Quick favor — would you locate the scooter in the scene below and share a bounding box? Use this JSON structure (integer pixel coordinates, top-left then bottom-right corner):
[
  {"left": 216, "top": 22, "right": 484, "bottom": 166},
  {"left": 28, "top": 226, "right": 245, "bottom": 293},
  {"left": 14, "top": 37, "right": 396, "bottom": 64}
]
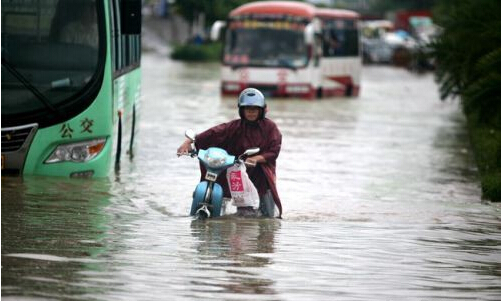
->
[{"left": 179, "top": 129, "right": 259, "bottom": 219}]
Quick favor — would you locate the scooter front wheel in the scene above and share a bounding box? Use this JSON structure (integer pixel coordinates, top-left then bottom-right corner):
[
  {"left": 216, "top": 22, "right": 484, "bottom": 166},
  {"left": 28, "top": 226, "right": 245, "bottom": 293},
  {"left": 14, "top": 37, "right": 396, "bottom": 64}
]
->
[
  {"left": 190, "top": 182, "right": 208, "bottom": 216},
  {"left": 190, "top": 181, "right": 223, "bottom": 218},
  {"left": 195, "top": 204, "right": 211, "bottom": 219},
  {"left": 209, "top": 183, "right": 223, "bottom": 217}
]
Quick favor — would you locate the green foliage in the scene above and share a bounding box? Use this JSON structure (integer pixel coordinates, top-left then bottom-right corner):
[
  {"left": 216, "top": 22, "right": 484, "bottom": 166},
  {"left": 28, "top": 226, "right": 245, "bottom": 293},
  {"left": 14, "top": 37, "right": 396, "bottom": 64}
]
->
[
  {"left": 481, "top": 172, "right": 501, "bottom": 202},
  {"left": 468, "top": 115, "right": 501, "bottom": 171},
  {"left": 466, "top": 114, "right": 501, "bottom": 202},
  {"left": 173, "top": 0, "right": 252, "bottom": 27},
  {"left": 170, "top": 42, "right": 222, "bottom": 62},
  {"left": 431, "top": 0, "right": 501, "bottom": 202},
  {"left": 431, "top": 0, "right": 501, "bottom": 125},
  {"left": 370, "top": 0, "right": 437, "bottom": 14}
]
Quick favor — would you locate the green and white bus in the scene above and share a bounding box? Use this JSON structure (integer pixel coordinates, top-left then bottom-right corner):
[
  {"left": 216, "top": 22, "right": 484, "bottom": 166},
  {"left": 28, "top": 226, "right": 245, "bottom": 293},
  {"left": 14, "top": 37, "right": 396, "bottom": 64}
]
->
[{"left": 1, "top": 0, "right": 142, "bottom": 178}]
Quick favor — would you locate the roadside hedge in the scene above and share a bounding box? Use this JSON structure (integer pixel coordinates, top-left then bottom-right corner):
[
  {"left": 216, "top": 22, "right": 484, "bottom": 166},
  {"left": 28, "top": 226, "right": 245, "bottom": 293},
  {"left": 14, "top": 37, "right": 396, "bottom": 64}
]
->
[
  {"left": 170, "top": 42, "right": 222, "bottom": 62},
  {"left": 431, "top": 0, "right": 501, "bottom": 202}
]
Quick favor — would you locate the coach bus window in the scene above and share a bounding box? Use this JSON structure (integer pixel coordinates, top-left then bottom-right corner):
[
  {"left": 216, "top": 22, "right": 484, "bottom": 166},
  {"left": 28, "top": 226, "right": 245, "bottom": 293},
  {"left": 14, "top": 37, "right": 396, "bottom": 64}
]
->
[
  {"left": 110, "top": 0, "right": 141, "bottom": 75},
  {"left": 1, "top": 0, "right": 102, "bottom": 126},
  {"left": 51, "top": 0, "right": 98, "bottom": 49},
  {"left": 322, "top": 20, "right": 359, "bottom": 57}
]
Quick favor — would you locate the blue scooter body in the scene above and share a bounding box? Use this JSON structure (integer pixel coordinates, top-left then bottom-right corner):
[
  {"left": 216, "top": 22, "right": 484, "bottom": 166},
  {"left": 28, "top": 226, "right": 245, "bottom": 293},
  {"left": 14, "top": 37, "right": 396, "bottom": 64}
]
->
[{"left": 190, "top": 147, "right": 235, "bottom": 218}]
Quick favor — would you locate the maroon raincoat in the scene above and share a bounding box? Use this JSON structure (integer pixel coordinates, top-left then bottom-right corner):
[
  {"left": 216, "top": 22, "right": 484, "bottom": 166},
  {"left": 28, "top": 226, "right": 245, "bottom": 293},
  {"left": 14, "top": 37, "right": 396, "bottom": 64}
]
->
[{"left": 195, "top": 118, "right": 283, "bottom": 217}]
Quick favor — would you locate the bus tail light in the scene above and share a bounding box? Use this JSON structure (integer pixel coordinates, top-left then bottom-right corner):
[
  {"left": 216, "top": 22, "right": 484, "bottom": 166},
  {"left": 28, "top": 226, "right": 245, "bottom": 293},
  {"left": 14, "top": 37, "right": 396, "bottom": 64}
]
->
[{"left": 45, "top": 138, "right": 106, "bottom": 163}]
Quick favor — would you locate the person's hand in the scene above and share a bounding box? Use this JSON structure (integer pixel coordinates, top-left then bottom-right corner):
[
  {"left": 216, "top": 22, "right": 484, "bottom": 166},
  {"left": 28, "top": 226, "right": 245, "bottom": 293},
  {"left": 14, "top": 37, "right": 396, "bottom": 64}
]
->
[
  {"left": 244, "top": 155, "right": 265, "bottom": 167},
  {"left": 177, "top": 139, "right": 193, "bottom": 156},
  {"left": 244, "top": 158, "right": 257, "bottom": 167}
]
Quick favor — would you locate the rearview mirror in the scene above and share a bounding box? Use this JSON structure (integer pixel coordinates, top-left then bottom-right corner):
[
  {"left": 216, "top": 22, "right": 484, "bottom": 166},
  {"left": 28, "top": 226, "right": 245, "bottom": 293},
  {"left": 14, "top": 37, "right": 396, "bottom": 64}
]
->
[
  {"left": 243, "top": 147, "right": 260, "bottom": 156},
  {"left": 185, "top": 129, "right": 196, "bottom": 141},
  {"left": 210, "top": 20, "right": 226, "bottom": 41}
]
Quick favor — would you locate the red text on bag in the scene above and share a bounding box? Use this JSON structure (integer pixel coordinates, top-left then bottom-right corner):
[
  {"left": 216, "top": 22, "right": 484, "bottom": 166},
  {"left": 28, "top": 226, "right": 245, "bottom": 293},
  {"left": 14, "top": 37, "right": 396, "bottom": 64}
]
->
[{"left": 229, "top": 170, "right": 244, "bottom": 192}]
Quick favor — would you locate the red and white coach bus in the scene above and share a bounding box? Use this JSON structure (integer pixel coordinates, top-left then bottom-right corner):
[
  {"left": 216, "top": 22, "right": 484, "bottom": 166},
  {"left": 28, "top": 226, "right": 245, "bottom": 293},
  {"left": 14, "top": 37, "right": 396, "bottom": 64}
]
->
[{"left": 211, "top": 1, "right": 361, "bottom": 99}]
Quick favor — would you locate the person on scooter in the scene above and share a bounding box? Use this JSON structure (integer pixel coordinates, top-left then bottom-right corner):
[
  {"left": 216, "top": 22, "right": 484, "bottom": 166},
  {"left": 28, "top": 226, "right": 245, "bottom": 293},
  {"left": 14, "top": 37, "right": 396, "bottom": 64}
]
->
[{"left": 177, "top": 88, "right": 282, "bottom": 218}]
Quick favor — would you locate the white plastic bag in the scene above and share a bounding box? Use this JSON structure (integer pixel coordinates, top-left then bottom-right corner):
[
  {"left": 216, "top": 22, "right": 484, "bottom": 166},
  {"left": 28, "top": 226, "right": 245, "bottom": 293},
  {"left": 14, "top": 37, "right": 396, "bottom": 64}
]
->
[{"left": 226, "top": 163, "right": 259, "bottom": 208}]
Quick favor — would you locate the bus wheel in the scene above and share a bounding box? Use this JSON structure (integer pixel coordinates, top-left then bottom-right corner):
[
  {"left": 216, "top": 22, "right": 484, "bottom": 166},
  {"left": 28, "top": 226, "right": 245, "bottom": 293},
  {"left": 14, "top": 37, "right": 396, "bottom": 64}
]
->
[
  {"left": 345, "top": 85, "right": 353, "bottom": 97},
  {"left": 129, "top": 105, "right": 136, "bottom": 160},
  {"left": 316, "top": 87, "right": 322, "bottom": 99}
]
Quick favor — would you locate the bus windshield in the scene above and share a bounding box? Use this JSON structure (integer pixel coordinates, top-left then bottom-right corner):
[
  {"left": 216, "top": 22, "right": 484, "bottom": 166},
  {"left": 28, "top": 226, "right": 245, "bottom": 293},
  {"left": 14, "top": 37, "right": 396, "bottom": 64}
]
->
[
  {"left": 224, "top": 20, "right": 308, "bottom": 69},
  {"left": 1, "top": 0, "right": 102, "bottom": 123}
]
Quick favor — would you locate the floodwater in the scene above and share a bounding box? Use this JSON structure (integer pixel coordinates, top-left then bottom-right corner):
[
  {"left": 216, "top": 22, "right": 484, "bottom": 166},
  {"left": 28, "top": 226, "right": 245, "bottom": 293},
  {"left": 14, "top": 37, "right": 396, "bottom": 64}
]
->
[{"left": 2, "top": 53, "right": 501, "bottom": 301}]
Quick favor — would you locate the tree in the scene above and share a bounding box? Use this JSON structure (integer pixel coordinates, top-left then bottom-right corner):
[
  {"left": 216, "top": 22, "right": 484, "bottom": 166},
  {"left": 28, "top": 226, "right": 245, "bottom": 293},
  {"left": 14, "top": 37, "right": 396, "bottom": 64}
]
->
[
  {"left": 173, "top": 0, "right": 250, "bottom": 37},
  {"left": 369, "top": 0, "right": 437, "bottom": 14},
  {"left": 430, "top": 0, "right": 501, "bottom": 202},
  {"left": 431, "top": 0, "right": 501, "bottom": 125}
]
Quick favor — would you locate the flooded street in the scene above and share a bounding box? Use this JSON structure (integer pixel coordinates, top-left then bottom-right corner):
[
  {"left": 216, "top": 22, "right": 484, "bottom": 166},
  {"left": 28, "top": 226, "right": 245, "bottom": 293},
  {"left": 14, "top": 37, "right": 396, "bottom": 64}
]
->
[{"left": 2, "top": 52, "right": 501, "bottom": 300}]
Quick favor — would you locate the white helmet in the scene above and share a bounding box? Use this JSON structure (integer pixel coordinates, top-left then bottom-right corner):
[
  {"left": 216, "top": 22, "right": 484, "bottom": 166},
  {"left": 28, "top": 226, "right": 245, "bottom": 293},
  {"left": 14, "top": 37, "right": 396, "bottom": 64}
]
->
[{"left": 238, "top": 88, "right": 266, "bottom": 119}]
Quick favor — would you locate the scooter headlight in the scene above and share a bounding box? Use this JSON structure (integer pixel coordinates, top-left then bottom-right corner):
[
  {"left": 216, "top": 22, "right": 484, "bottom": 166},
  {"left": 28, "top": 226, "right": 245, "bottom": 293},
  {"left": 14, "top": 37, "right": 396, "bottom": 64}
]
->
[{"left": 205, "top": 155, "right": 226, "bottom": 169}]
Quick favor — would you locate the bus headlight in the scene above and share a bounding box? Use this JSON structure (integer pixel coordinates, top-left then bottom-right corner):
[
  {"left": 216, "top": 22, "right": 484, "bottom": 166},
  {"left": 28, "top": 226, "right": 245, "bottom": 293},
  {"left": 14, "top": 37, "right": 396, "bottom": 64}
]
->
[
  {"left": 223, "top": 83, "right": 240, "bottom": 91},
  {"left": 285, "top": 85, "right": 310, "bottom": 94},
  {"left": 45, "top": 138, "right": 106, "bottom": 163}
]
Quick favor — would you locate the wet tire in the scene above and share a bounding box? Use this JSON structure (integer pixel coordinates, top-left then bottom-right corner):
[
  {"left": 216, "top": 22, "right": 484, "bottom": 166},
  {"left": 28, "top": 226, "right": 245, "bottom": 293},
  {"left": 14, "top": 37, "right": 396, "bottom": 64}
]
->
[
  {"left": 345, "top": 84, "right": 353, "bottom": 96},
  {"left": 191, "top": 182, "right": 208, "bottom": 216}
]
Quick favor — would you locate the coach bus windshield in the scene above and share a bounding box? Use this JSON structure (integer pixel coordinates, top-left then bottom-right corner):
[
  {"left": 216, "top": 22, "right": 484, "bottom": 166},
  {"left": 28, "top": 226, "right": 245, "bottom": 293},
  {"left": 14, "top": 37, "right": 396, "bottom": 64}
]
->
[
  {"left": 224, "top": 20, "right": 309, "bottom": 69},
  {"left": 1, "top": 0, "right": 103, "bottom": 127}
]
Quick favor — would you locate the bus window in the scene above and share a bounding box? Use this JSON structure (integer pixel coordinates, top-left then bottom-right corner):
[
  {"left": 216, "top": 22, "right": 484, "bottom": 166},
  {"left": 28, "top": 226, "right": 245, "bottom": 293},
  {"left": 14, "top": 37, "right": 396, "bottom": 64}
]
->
[
  {"left": 110, "top": 0, "right": 141, "bottom": 75},
  {"left": 51, "top": 0, "right": 98, "bottom": 49},
  {"left": 322, "top": 19, "right": 359, "bottom": 57}
]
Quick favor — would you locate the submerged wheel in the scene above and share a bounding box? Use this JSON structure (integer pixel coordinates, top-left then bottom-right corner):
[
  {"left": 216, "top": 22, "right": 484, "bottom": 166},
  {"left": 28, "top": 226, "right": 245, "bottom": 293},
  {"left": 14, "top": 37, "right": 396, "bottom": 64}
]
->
[
  {"left": 191, "top": 181, "right": 223, "bottom": 218},
  {"left": 345, "top": 84, "right": 353, "bottom": 96},
  {"left": 191, "top": 182, "right": 208, "bottom": 216},
  {"left": 316, "top": 87, "right": 322, "bottom": 99}
]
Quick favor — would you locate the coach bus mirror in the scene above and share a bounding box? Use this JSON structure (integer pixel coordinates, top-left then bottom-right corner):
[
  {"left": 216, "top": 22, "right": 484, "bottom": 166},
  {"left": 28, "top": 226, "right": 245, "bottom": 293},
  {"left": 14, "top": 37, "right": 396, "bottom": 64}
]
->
[
  {"left": 121, "top": 0, "right": 142, "bottom": 34},
  {"left": 304, "top": 23, "right": 314, "bottom": 44},
  {"left": 210, "top": 20, "right": 226, "bottom": 41}
]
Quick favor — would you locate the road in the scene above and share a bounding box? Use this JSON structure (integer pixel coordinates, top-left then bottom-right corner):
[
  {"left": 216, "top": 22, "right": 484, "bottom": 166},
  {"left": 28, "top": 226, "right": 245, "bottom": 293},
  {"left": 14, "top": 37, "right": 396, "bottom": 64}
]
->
[{"left": 2, "top": 40, "right": 501, "bottom": 301}]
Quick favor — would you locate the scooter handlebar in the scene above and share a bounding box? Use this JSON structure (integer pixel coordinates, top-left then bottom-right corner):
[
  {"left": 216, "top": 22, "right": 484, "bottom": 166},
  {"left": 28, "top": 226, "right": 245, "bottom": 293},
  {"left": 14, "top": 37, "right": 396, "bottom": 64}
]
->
[{"left": 177, "top": 149, "right": 197, "bottom": 158}]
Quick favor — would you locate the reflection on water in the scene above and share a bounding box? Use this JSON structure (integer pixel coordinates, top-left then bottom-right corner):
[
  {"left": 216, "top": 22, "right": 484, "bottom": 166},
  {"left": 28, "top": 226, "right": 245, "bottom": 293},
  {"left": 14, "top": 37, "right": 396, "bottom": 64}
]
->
[
  {"left": 191, "top": 218, "right": 279, "bottom": 264},
  {"left": 1, "top": 176, "right": 112, "bottom": 298},
  {"left": 189, "top": 218, "right": 280, "bottom": 297},
  {"left": 2, "top": 56, "right": 501, "bottom": 300}
]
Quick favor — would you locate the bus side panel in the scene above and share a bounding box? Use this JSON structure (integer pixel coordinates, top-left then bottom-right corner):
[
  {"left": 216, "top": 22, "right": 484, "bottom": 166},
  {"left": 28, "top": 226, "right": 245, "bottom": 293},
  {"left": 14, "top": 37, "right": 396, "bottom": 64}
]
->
[
  {"left": 114, "top": 68, "right": 141, "bottom": 163},
  {"left": 320, "top": 57, "right": 361, "bottom": 97},
  {"left": 22, "top": 77, "right": 115, "bottom": 177},
  {"left": 128, "top": 68, "right": 141, "bottom": 158}
]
